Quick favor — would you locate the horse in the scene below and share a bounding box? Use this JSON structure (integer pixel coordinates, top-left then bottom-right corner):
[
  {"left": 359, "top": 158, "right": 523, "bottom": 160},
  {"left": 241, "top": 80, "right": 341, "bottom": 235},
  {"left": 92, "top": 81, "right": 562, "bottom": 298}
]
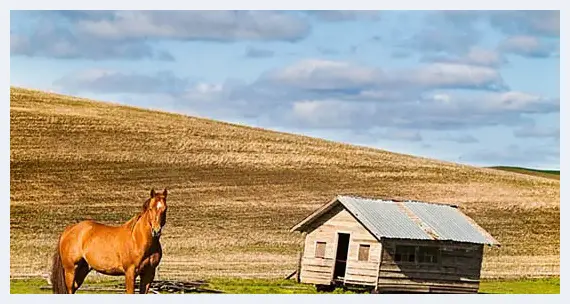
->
[{"left": 50, "top": 189, "right": 168, "bottom": 294}]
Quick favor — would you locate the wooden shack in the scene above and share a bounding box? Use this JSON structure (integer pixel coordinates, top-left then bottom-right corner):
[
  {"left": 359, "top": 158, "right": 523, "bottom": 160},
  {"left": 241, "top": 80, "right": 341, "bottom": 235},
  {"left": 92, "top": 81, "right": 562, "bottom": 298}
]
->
[{"left": 290, "top": 196, "right": 500, "bottom": 293}]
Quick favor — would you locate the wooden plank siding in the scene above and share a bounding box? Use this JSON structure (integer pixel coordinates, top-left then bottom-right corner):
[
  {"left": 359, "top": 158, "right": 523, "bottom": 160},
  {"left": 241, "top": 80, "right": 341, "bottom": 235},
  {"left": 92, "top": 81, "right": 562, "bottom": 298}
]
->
[
  {"left": 378, "top": 239, "right": 484, "bottom": 293},
  {"left": 300, "top": 204, "right": 382, "bottom": 286}
]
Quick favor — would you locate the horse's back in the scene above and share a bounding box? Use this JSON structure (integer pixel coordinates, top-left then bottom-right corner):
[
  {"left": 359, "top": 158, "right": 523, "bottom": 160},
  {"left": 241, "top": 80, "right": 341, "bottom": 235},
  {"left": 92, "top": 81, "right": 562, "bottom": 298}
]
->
[
  {"left": 62, "top": 219, "right": 123, "bottom": 236},
  {"left": 60, "top": 220, "right": 97, "bottom": 241},
  {"left": 60, "top": 220, "right": 125, "bottom": 257}
]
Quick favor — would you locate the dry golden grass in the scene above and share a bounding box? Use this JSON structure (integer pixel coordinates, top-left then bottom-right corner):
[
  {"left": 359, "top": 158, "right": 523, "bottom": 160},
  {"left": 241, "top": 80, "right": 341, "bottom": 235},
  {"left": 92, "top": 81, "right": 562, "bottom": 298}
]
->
[{"left": 10, "top": 87, "right": 560, "bottom": 280}]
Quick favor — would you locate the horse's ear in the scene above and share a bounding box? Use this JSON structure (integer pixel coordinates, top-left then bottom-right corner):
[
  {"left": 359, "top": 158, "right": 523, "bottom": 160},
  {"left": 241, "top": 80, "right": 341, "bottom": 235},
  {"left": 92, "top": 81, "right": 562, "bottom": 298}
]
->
[
  {"left": 163, "top": 189, "right": 168, "bottom": 199},
  {"left": 150, "top": 189, "right": 156, "bottom": 198}
]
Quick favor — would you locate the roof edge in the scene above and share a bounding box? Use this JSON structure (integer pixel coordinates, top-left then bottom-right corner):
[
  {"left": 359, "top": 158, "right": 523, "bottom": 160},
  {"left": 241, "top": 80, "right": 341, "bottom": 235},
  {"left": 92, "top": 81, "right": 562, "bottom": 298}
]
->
[
  {"left": 289, "top": 197, "right": 341, "bottom": 232},
  {"left": 455, "top": 210, "right": 502, "bottom": 246},
  {"left": 339, "top": 195, "right": 460, "bottom": 209}
]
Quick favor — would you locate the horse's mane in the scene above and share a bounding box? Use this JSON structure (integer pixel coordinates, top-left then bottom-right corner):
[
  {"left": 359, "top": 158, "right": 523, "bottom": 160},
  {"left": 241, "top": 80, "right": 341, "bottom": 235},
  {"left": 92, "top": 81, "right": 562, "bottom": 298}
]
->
[{"left": 126, "top": 198, "right": 151, "bottom": 233}]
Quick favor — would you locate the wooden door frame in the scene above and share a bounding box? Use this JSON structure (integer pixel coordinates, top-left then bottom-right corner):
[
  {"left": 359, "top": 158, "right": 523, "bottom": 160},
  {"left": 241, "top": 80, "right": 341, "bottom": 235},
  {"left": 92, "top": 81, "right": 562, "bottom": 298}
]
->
[{"left": 331, "top": 231, "right": 352, "bottom": 283}]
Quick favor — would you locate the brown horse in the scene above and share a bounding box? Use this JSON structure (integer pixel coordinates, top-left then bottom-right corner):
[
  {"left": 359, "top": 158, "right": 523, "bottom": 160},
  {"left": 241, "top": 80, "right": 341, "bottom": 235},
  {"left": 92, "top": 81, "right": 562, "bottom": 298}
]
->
[{"left": 50, "top": 189, "right": 168, "bottom": 294}]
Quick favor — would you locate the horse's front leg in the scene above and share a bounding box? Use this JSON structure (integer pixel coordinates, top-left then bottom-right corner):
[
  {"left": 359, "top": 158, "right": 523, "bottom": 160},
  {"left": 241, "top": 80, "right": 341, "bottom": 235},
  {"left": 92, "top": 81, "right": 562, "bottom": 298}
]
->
[
  {"left": 139, "top": 267, "right": 156, "bottom": 294},
  {"left": 125, "top": 267, "right": 136, "bottom": 294}
]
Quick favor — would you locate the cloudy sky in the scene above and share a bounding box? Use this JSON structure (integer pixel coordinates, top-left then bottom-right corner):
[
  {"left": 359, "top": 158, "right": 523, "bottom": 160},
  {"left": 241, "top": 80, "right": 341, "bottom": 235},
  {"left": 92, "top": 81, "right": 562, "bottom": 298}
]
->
[{"left": 10, "top": 10, "right": 560, "bottom": 169}]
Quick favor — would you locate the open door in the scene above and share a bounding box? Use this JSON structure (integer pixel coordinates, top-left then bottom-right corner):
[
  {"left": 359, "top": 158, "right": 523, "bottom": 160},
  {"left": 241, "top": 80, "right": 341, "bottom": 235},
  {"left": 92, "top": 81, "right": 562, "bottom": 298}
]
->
[{"left": 333, "top": 233, "right": 350, "bottom": 281}]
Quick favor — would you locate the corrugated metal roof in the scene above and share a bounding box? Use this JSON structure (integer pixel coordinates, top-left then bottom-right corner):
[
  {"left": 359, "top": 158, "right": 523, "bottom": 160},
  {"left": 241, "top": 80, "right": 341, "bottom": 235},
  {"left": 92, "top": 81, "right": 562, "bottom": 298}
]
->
[
  {"left": 338, "top": 196, "right": 432, "bottom": 240},
  {"left": 405, "top": 201, "right": 496, "bottom": 244},
  {"left": 336, "top": 196, "right": 498, "bottom": 245}
]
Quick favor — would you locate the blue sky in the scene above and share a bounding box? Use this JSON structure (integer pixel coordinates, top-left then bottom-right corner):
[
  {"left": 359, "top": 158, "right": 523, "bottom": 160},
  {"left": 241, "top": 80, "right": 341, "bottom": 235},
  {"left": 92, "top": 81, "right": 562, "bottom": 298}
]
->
[{"left": 10, "top": 10, "right": 560, "bottom": 169}]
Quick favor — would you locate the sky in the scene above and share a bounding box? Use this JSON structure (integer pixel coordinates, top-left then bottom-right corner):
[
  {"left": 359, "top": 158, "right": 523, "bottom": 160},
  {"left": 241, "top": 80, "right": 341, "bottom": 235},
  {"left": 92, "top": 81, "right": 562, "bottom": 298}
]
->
[{"left": 9, "top": 10, "right": 560, "bottom": 170}]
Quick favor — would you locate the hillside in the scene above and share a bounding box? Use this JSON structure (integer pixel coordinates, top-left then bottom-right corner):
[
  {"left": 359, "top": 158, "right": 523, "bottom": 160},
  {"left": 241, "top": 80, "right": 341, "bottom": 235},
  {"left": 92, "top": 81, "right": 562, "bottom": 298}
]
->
[
  {"left": 489, "top": 167, "right": 560, "bottom": 180},
  {"left": 10, "top": 87, "right": 560, "bottom": 280}
]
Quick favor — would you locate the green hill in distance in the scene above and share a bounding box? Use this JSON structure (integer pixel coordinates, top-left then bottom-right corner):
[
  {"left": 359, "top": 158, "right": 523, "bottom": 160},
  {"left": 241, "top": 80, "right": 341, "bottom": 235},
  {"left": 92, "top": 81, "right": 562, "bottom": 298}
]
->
[{"left": 489, "top": 166, "right": 559, "bottom": 180}]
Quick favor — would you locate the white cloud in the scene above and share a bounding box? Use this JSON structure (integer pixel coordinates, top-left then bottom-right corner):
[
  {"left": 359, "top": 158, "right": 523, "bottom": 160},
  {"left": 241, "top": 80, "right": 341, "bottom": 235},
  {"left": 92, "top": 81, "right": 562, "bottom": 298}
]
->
[
  {"left": 395, "top": 11, "right": 559, "bottom": 62},
  {"left": 464, "top": 48, "right": 504, "bottom": 66},
  {"left": 262, "top": 59, "right": 507, "bottom": 92},
  {"left": 431, "top": 93, "right": 451, "bottom": 103},
  {"left": 399, "top": 63, "right": 507, "bottom": 90},
  {"left": 499, "top": 35, "right": 559, "bottom": 58},
  {"left": 291, "top": 100, "right": 375, "bottom": 128},
  {"left": 76, "top": 11, "right": 310, "bottom": 42},
  {"left": 10, "top": 11, "right": 310, "bottom": 61},
  {"left": 181, "top": 83, "right": 226, "bottom": 102},
  {"left": 262, "top": 59, "right": 383, "bottom": 90},
  {"left": 54, "top": 69, "right": 188, "bottom": 95},
  {"left": 423, "top": 47, "right": 507, "bottom": 67}
]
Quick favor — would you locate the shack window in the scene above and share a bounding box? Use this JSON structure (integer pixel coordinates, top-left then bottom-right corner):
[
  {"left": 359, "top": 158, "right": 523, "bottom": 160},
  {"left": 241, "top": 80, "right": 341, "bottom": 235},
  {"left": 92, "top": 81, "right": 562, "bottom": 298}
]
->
[
  {"left": 394, "top": 245, "right": 416, "bottom": 263},
  {"left": 418, "top": 246, "right": 439, "bottom": 263},
  {"left": 315, "top": 241, "right": 326, "bottom": 258},
  {"left": 358, "top": 244, "right": 370, "bottom": 261}
]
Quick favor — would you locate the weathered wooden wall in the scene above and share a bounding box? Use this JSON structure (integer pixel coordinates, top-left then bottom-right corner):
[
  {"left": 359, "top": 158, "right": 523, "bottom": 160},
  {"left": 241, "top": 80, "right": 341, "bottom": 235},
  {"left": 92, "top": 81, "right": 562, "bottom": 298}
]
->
[
  {"left": 300, "top": 204, "right": 382, "bottom": 286},
  {"left": 378, "top": 239, "right": 484, "bottom": 293}
]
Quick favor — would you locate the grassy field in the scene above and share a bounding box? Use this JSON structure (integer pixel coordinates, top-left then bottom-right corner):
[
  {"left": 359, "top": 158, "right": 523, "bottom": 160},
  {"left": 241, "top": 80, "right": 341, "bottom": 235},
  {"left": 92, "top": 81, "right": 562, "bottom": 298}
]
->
[
  {"left": 490, "top": 166, "right": 560, "bottom": 180},
  {"left": 10, "top": 277, "right": 560, "bottom": 294},
  {"left": 10, "top": 87, "right": 559, "bottom": 281},
  {"left": 479, "top": 277, "right": 560, "bottom": 294}
]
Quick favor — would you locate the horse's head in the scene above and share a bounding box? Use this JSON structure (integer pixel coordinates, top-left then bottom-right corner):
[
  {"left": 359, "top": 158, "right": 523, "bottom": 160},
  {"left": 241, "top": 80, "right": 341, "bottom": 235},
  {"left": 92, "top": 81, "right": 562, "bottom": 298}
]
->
[{"left": 143, "top": 188, "right": 168, "bottom": 238}]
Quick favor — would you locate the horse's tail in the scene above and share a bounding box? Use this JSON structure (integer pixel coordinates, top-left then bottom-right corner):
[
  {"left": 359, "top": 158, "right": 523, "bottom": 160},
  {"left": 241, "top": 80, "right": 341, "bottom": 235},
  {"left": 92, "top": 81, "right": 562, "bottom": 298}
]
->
[{"left": 50, "top": 239, "right": 67, "bottom": 294}]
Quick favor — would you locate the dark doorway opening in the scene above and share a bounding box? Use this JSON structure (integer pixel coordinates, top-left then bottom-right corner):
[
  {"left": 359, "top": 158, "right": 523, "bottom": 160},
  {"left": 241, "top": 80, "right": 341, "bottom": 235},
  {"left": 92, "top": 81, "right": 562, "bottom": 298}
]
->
[{"left": 333, "top": 233, "right": 350, "bottom": 280}]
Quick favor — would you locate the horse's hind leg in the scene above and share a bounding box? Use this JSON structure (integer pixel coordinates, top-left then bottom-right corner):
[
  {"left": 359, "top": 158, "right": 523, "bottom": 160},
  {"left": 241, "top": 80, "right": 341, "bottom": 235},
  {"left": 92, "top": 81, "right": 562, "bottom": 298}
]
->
[
  {"left": 63, "top": 265, "right": 76, "bottom": 294},
  {"left": 63, "top": 260, "right": 90, "bottom": 294},
  {"left": 73, "top": 260, "right": 91, "bottom": 292}
]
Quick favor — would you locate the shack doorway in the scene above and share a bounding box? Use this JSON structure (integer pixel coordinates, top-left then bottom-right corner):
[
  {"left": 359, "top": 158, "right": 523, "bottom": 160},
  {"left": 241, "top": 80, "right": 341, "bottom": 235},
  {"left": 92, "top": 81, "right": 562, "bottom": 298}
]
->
[{"left": 333, "top": 233, "right": 350, "bottom": 280}]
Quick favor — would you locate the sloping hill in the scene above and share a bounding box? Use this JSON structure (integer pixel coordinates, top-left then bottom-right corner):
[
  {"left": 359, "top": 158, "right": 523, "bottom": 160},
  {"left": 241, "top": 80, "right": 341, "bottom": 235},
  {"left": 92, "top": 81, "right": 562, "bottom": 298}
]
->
[
  {"left": 10, "top": 87, "right": 560, "bottom": 280},
  {"left": 489, "top": 167, "right": 560, "bottom": 180}
]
